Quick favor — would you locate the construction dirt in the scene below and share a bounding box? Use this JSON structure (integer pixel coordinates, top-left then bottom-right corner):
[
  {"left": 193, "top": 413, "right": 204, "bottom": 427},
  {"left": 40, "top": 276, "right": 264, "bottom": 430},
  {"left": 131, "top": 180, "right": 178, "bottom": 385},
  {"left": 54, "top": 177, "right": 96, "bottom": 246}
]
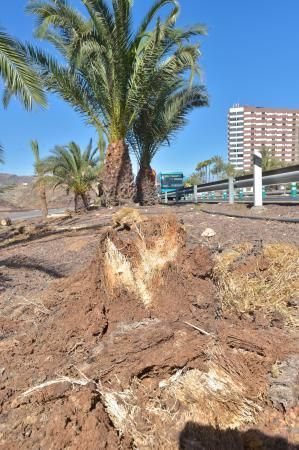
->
[{"left": 0, "top": 205, "right": 298, "bottom": 449}]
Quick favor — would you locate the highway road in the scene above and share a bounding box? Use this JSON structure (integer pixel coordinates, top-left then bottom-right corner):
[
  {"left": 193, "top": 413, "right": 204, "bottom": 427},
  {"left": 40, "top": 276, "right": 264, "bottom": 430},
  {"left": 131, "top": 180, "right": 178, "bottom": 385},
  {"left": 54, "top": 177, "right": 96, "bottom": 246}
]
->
[{"left": 0, "top": 208, "right": 67, "bottom": 221}]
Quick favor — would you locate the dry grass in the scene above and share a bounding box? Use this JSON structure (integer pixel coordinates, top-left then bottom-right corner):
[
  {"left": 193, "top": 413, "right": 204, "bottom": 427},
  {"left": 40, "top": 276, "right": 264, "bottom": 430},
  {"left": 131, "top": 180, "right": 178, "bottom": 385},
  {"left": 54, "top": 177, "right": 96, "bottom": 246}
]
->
[
  {"left": 213, "top": 243, "right": 299, "bottom": 325},
  {"left": 104, "top": 216, "right": 183, "bottom": 306},
  {"left": 112, "top": 207, "right": 143, "bottom": 229}
]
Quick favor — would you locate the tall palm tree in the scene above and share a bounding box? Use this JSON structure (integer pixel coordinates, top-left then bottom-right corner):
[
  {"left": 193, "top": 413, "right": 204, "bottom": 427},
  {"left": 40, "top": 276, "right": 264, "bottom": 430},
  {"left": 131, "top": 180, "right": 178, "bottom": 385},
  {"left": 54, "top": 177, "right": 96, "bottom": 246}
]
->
[
  {"left": 131, "top": 82, "right": 208, "bottom": 204},
  {"left": 45, "top": 140, "right": 99, "bottom": 212},
  {"left": 211, "top": 155, "right": 225, "bottom": 180},
  {"left": 0, "top": 28, "right": 46, "bottom": 110},
  {"left": 195, "top": 160, "right": 206, "bottom": 182},
  {"left": 27, "top": 0, "right": 205, "bottom": 205},
  {"left": 0, "top": 143, "right": 4, "bottom": 164},
  {"left": 206, "top": 159, "right": 213, "bottom": 182},
  {"left": 31, "top": 140, "right": 49, "bottom": 220},
  {"left": 196, "top": 159, "right": 211, "bottom": 182}
]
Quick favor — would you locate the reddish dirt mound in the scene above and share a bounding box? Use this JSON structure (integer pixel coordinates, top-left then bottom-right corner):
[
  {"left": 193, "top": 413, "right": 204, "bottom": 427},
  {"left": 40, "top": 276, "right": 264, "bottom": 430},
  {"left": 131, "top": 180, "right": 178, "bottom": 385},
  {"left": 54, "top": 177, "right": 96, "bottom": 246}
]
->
[{"left": 0, "top": 214, "right": 298, "bottom": 449}]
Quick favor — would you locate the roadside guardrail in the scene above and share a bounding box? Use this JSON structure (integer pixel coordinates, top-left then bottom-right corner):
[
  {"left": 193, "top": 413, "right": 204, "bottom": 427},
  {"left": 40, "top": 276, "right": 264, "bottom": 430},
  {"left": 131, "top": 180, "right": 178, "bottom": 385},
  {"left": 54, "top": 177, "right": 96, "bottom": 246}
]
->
[{"left": 163, "top": 159, "right": 299, "bottom": 207}]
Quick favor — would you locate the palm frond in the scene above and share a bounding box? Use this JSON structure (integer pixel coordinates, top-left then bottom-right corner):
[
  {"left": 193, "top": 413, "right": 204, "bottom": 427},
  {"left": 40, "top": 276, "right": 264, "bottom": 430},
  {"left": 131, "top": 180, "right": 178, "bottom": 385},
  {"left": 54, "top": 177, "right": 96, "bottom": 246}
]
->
[
  {"left": 132, "top": 82, "right": 208, "bottom": 166},
  {"left": 136, "top": 0, "right": 179, "bottom": 38},
  {"left": 0, "top": 28, "right": 46, "bottom": 110},
  {"left": 30, "top": 139, "right": 40, "bottom": 162}
]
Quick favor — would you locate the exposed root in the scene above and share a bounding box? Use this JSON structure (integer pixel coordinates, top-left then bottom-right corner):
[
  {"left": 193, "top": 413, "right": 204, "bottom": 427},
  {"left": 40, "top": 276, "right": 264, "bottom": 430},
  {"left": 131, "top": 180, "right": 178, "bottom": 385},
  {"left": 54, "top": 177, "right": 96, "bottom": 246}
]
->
[
  {"left": 104, "top": 215, "right": 184, "bottom": 306},
  {"left": 166, "top": 364, "right": 261, "bottom": 429},
  {"left": 21, "top": 366, "right": 91, "bottom": 397},
  {"left": 104, "top": 238, "right": 135, "bottom": 293},
  {"left": 183, "top": 321, "right": 214, "bottom": 337},
  {"left": 100, "top": 355, "right": 262, "bottom": 449},
  {"left": 21, "top": 376, "right": 90, "bottom": 398}
]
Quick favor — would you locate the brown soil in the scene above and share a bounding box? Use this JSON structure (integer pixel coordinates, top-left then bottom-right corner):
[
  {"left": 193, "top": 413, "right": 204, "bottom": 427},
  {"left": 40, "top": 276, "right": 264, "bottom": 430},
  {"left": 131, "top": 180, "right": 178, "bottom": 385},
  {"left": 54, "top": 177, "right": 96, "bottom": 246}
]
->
[{"left": 0, "top": 206, "right": 298, "bottom": 449}]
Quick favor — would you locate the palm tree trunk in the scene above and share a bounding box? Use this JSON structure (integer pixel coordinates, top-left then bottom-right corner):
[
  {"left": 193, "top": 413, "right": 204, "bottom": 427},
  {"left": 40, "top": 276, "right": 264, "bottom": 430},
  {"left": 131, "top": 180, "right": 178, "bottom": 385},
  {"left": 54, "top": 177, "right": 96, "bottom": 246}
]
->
[
  {"left": 74, "top": 193, "right": 79, "bottom": 213},
  {"left": 102, "top": 139, "right": 135, "bottom": 206},
  {"left": 136, "top": 165, "right": 157, "bottom": 206},
  {"left": 39, "top": 185, "right": 48, "bottom": 221},
  {"left": 81, "top": 192, "right": 89, "bottom": 210}
]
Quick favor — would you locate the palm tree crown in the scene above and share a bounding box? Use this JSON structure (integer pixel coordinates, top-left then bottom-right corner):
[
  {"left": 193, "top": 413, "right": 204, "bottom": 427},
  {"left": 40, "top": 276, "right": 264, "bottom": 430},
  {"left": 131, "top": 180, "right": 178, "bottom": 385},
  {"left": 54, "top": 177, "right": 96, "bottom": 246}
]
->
[
  {"left": 27, "top": 0, "right": 184, "bottom": 139},
  {"left": 27, "top": 0, "right": 207, "bottom": 204},
  {"left": 130, "top": 76, "right": 208, "bottom": 204},
  {"left": 131, "top": 83, "right": 208, "bottom": 168}
]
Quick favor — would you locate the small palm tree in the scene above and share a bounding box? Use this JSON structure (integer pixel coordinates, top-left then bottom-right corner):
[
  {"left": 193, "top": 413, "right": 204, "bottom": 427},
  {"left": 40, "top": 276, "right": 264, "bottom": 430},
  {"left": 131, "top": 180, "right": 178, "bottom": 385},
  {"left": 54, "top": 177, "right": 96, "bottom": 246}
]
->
[
  {"left": 223, "top": 162, "right": 236, "bottom": 178},
  {"left": 0, "top": 28, "right": 46, "bottom": 110},
  {"left": 31, "top": 140, "right": 49, "bottom": 220},
  {"left": 261, "top": 146, "right": 285, "bottom": 171},
  {"left": 46, "top": 140, "right": 99, "bottom": 212},
  {"left": 185, "top": 171, "right": 203, "bottom": 187},
  {"left": 27, "top": 0, "right": 205, "bottom": 205}
]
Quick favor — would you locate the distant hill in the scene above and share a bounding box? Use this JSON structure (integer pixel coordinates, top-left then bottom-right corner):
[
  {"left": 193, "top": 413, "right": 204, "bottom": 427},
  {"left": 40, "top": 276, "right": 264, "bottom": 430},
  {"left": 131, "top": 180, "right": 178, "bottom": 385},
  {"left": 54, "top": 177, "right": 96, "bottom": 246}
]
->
[
  {"left": 0, "top": 172, "right": 74, "bottom": 212},
  {"left": 0, "top": 173, "right": 35, "bottom": 187}
]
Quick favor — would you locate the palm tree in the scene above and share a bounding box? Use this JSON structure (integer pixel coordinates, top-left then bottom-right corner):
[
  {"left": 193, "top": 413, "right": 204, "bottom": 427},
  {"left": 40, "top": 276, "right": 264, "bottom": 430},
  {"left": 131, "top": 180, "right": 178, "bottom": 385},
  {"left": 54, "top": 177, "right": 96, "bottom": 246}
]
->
[
  {"left": 195, "top": 160, "right": 206, "bottom": 182},
  {"left": 0, "top": 28, "right": 46, "bottom": 110},
  {"left": 223, "top": 162, "right": 236, "bottom": 178},
  {"left": 45, "top": 140, "right": 99, "bottom": 212},
  {"left": 185, "top": 171, "right": 203, "bottom": 187},
  {"left": 31, "top": 140, "right": 49, "bottom": 220},
  {"left": 211, "top": 155, "right": 225, "bottom": 180},
  {"left": 0, "top": 143, "right": 4, "bottom": 164},
  {"left": 261, "top": 146, "right": 285, "bottom": 171},
  {"left": 196, "top": 159, "right": 212, "bottom": 182},
  {"left": 27, "top": 0, "right": 205, "bottom": 205},
  {"left": 131, "top": 82, "right": 208, "bottom": 204},
  {"left": 206, "top": 159, "right": 213, "bottom": 182}
]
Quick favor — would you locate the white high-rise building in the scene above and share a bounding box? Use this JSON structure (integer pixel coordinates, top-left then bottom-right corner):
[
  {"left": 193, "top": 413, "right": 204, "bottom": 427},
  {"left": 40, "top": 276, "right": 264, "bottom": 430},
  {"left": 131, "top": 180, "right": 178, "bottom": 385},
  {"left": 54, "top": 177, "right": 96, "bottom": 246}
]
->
[{"left": 228, "top": 105, "right": 299, "bottom": 171}]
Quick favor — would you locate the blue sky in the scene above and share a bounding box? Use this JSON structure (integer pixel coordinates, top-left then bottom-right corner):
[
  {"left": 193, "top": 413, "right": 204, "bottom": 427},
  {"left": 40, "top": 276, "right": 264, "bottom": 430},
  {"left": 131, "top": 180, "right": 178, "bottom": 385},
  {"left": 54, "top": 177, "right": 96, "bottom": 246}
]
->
[{"left": 1, "top": 0, "right": 299, "bottom": 176}]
